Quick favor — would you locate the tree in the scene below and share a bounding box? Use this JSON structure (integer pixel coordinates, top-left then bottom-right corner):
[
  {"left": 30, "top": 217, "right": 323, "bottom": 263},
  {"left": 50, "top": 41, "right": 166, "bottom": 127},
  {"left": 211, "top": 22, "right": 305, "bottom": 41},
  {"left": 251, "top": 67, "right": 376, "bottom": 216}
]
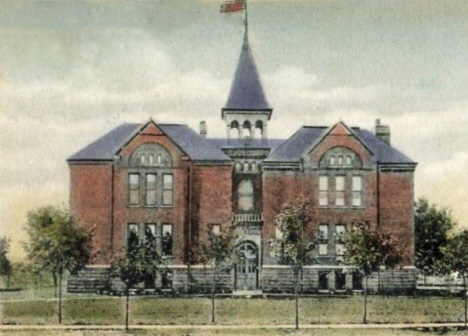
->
[
  {"left": 343, "top": 222, "right": 402, "bottom": 323},
  {"left": 440, "top": 230, "right": 468, "bottom": 330},
  {"left": 111, "top": 238, "right": 161, "bottom": 331},
  {"left": 24, "top": 206, "right": 93, "bottom": 324},
  {"left": 415, "top": 198, "right": 455, "bottom": 279},
  {"left": 269, "top": 198, "right": 317, "bottom": 330},
  {"left": 0, "top": 237, "right": 13, "bottom": 288},
  {"left": 198, "top": 225, "right": 237, "bottom": 324}
]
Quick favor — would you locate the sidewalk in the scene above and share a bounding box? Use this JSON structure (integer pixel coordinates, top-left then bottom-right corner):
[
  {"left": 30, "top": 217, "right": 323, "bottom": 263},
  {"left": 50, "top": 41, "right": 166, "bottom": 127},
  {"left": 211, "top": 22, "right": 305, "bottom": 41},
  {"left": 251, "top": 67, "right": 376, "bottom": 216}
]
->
[{"left": 0, "top": 323, "right": 466, "bottom": 330}]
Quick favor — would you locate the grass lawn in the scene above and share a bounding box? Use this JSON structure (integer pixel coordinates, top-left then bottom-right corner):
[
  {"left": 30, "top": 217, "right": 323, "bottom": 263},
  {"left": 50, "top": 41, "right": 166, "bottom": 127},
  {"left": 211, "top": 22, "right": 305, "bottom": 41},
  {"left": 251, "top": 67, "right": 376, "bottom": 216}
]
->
[
  {"left": 1, "top": 295, "right": 466, "bottom": 326},
  {"left": 0, "top": 328, "right": 466, "bottom": 336}
]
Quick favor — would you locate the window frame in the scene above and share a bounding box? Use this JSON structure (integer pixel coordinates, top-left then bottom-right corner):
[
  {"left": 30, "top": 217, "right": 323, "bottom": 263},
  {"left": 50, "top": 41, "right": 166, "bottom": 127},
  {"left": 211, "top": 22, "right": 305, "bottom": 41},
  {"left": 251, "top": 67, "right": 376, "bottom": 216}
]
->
[
  {"left": 352, "top": 175, "right": 363, "bottom": 207},
  {"left": 238, "top": 179, "right": 255, "bottom": 212},
  {"left": 145, "top": 173, "right": 157, "bottom": 206},
  {"left": 161, "top": 223, "right": 173, "bottom": 256},
  {"left": 162, "top": 173, "right": 174, "bottom": 206},
  {"left": 210, "top": 224, "right": 221, "bottom": 236},
  {"left": 335, "top": 176, "right": 345, "bottom": 206},
  {"left": 127, "top": 223, "right": 139, "bottom": 251},
  {"left": 319, "top": 176, "right": 329, "bottom": 206},
  {"left": 318, "top": 224, "right": 329, "bottom": 256},
  {"left": 128, "top": 173, "right": 140, "bottom": 206}
]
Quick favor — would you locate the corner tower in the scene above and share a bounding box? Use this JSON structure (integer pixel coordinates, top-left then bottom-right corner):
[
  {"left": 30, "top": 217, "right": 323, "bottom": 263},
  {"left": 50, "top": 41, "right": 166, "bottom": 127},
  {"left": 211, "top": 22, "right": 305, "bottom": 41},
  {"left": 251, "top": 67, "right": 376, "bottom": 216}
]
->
[{"left": 222, "top": 31, "right": 272, "bottom": 142}]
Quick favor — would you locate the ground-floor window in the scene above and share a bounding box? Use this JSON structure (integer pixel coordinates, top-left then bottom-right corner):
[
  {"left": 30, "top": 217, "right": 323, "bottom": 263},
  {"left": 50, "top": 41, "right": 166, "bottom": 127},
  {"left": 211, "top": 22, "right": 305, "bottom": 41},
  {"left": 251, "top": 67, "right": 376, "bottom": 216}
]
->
[
  {"left": 335, "top": 271, "right": 346, "bottom": 290},
  {"left": 161, "top": 224, "right": 173, "bottom": 256},
  {"left": 127, "top": 223, "right": 139, "bottom": 251},
  {"left": 162, "top": 270, "right": 173, "bottom": 289},
  {"left": 352, "top": 271, "right": 363, "bottom": 290},
  {"left": 318, "top": 271, "right": 329, "bottom": 290}
]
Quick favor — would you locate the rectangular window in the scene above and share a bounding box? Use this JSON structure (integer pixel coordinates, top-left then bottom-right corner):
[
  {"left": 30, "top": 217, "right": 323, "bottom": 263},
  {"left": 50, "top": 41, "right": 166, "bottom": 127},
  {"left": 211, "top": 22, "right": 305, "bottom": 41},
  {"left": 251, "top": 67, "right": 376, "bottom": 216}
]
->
[
  {"left": 335, "top": 176, "right": 345, "bottom": 206},
  {"left": 211, "top": 224, "right": 221, "bottom": 236},
  {"left": 318, "top": 271, "right": 329, "bottom": 290},
  {"left": 353, "top": 271, "right": 363, "bottom": 290},
  {"left": 162, "top": 270, "right": 173, "bottom": 289},
  {"left": 144, "top": 223, "right": 157, "bottom": 247},
  {"left": 336, "top": 224, "right": 346, "bottom": 242},
  {"left": 319, "top": 243, "right": 328, "bottom": 256},
  {"left": 162, "top": 174, "right": 174, "bottom": 206},
  {"left": 319, "top": 224, "right": 328, "bottom": 256},
  {"left": 275, "top": 227, "right": 284, "bottom": 240},
  {"left": 128, "top": 174, "right": 140, "bottom": 205},
  {"left": 335, "top": 243, "right": 345, "bottom": 256},
  {"left": 127, "top": 223, "right": 139, "bottom": 251},
  {"left": 319, "top": 224, "right": 328, "bottom": 240},
  {"left": 352, "top": 176, "right": 362, "bottom": 207},
  {"left": 335, "top": 271, "right": 346, "bottom": 290},
  {"left": 145, "top": 174, "right": 157, "bottom": 206},
  {"left": 319, "top": 176, "right": 328, "bottom": 206},
  {"left": 161, "top": 224, "right": 173, "bottom": 256}
]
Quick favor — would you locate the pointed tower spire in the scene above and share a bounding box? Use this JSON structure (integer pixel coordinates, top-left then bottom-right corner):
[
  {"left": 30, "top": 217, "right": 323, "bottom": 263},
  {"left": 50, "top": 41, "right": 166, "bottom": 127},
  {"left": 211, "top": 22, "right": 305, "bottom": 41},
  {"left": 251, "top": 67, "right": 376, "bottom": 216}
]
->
[
  {"left": 221, "top": 1, "right": 272, "bottom": 143},
  {"left": 223, "top": 30, "right": 270, "bottom": 110}
]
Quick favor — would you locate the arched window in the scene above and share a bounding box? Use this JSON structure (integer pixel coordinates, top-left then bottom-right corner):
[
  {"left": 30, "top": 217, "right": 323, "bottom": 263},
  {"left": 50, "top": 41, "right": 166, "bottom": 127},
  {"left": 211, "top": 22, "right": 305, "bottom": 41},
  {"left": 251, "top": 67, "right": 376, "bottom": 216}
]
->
[
  {"left": 250, "top": 162, "right": 257, "bottom": 171},
  {"left": 255, "top": 120, "right": 263, "bottom": 139},
  {"left": 238, "top": 180, "right": 254, "bottom": 211},
  {"left": 231, "top": 120, "right": 240, "bottom": 139},
  {"left": 130, "top": 143, "right": 173, "bottom": 167},
  {"left": 243, "top": 162, "right": 249, "bottom": 171},
  {"left": 319, "top": 147, "right": 362, "bottom": 169},
  {"left": 243, "top": 121, "right": 252, "bottom": 139},
  {"left": 235, "top": 162, "right": 243, "bottom": 172}
]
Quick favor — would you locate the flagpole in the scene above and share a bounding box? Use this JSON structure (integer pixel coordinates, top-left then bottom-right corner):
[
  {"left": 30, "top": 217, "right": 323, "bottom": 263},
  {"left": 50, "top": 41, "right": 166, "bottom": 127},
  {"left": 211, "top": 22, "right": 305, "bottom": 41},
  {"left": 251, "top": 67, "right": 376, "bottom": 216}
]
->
[{"left": 244, "top": 0, "right": 248, "bottom": 36}]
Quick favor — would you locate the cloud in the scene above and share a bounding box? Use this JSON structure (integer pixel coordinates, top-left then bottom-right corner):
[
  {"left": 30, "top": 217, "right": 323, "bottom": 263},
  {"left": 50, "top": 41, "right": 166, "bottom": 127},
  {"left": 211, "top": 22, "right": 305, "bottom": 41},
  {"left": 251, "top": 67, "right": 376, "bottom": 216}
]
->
[{"left": 2, "top": 21, "right": 468, "bottom": 261}]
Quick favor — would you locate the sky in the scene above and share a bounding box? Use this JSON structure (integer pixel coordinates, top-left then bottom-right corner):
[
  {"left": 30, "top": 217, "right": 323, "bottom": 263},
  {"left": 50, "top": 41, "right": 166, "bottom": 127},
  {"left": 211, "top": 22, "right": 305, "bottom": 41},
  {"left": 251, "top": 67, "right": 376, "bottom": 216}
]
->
[{"left": 1, "top": 0, "right": 468, "bottom": 261}]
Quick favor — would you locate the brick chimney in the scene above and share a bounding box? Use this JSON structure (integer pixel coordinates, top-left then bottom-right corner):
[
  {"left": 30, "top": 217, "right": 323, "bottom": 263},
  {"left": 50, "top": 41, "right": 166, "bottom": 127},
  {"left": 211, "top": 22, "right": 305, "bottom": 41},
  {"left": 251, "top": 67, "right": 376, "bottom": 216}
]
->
[
  {"left": 199, "top": 120, "right": 207, "bottom": 138},
  {"left": 375, "top": 119, "right": 391, "bottom": 145}
]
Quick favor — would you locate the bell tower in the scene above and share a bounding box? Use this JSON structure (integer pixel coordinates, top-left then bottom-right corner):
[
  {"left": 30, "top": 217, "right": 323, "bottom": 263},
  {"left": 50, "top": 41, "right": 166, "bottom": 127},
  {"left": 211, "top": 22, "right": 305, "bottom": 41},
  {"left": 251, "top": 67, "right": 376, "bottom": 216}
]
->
[{"left": 222, "top": 31, "right": 273, "bottom": 143}]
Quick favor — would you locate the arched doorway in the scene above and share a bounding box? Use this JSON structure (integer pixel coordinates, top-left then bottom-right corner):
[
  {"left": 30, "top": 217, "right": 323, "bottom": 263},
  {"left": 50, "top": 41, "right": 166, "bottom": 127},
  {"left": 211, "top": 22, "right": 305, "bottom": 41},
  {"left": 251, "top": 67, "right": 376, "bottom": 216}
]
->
[{"left": 235, "top": 241, "right": 258, "bottom": 290}]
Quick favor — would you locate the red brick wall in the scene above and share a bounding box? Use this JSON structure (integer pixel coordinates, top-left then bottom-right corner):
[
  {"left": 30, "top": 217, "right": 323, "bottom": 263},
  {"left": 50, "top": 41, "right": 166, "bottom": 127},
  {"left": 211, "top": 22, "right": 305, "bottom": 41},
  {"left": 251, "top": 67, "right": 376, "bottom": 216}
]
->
[
  {"left": 262, "top": 128, "right": 414, "bottom": 265},
  {"left": 379, "top": 171, "right": 415, "bottom": 265},
  {"left": 262, "top": 169, "right": 414, "bottom": 265},
  {"left": 191, "top": 165, "right": 232, "bottom": 260},
  {"left": 69, "top": 126, "right": 233, "bottom": 266},
  {"left": 69, "top": 164, "right": 113, "bottom": 264},
  {"left": 111, "top": 130, "right": 190, "bottom": 264}
]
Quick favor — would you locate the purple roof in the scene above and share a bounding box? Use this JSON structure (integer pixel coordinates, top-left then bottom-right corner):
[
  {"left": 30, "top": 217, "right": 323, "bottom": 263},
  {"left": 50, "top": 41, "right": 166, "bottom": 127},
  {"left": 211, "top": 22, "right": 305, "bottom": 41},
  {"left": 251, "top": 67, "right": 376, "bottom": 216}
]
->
[
  {"left": 224, "top": 33, "right": 270, "bottom": 110},
  {"left": 265, "top": 126, "right": 416, "bottom": 165},
  {"left": 68, "top": 123, "right": 231, "bottom": 162}
]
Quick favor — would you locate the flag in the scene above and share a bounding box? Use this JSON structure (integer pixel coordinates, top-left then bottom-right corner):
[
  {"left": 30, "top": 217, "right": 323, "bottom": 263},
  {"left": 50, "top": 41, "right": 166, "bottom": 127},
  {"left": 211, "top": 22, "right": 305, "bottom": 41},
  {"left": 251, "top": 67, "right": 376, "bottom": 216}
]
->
[{"left": 220, "top": 0, "right": 245, "bottom": 13}]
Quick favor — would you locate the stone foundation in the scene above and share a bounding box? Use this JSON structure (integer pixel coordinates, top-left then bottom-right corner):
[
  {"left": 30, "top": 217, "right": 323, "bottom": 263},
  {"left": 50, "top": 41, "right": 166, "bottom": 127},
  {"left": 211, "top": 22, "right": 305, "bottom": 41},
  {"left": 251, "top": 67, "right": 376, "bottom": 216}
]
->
[{"left": 67, "top": 265, "right": 417, "bottom": 295}]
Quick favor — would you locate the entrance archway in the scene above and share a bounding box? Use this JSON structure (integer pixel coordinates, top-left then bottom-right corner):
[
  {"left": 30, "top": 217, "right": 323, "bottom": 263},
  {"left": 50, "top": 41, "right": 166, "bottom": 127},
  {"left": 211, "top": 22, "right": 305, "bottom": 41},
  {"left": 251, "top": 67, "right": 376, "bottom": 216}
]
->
[{"left": 235, "top": 241, "right": 258, "bottom": 290}]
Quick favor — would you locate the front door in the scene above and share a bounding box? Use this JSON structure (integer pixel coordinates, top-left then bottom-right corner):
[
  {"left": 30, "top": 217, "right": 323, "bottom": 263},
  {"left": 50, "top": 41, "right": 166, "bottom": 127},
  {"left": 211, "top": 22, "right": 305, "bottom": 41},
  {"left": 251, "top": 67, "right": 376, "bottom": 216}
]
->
[{"left": 236, "top": 242, "right": 258, "bottom": 290}]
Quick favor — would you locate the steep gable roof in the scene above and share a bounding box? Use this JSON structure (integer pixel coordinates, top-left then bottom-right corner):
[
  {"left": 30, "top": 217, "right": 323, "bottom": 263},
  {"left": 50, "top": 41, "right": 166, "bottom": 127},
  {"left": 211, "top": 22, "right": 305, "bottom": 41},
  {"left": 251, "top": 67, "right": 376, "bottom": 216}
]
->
[
  {"left": 355, "top": 129, "right": 414, "bottom": 164},
  {"left": 265, "top": 125, "right": 415, "bottom": 165},
  {"left": 68, "top": 123, "right": 231, "bottom": 163},
  {"left": 68, "top": 123, "right": 140, "bottom": 161},
  {"left": 224, "top": 33, "right": 270, "bottom": 110},
  {"left": 264, "top": 127, "right": 327, "bottom": 162}
]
